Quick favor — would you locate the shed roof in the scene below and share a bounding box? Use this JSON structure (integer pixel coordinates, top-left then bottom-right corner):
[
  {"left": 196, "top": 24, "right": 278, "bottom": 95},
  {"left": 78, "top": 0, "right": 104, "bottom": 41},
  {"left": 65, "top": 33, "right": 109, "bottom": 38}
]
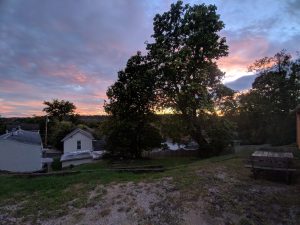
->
[
  {"left": 0, "top": 129, "right": 42, "bottom": 145},
  {"left": 61, "top": 128, "right": 94, "bottom": 142}
]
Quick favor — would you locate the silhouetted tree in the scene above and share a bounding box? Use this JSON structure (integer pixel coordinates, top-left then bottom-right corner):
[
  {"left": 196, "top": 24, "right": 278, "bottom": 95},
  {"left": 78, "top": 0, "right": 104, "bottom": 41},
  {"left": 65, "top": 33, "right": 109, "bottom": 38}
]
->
[
  {"left": 104, "top": 52, "right": 162, "bottom": 158},
  {"left": 43, "top": 99, "right": 77, "bottom": 122},
  {"left": 0, "top": 115, "right": 5, "bottom": 135},
  {"left": 237, "top": 50, "right": 300, "bottom": 145},
  {"left": 147, "top": 1, "right": 231, "bottom": 153}
]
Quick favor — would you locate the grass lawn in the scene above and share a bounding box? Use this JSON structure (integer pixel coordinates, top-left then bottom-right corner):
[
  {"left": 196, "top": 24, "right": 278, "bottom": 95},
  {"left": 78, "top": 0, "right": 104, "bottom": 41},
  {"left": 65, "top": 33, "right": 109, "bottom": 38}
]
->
[
  {"left": 0, "top": 157, "right": 198, "bottom": 218},
  {"left": 0, "top": 150, "right": 299, "bottom": 224}
]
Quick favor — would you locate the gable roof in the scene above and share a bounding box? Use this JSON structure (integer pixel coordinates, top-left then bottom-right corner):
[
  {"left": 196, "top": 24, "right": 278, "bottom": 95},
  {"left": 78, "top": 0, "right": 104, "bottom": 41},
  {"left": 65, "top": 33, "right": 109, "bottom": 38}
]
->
[
  {"left": 0, "top": 129, "right": 42, "bottom": 145},
  {"left": 61, "top": 128, "right": 94, "bottom": 142},
  {"left": 6, "top": 123, "right": 40, "bottom": 131}
]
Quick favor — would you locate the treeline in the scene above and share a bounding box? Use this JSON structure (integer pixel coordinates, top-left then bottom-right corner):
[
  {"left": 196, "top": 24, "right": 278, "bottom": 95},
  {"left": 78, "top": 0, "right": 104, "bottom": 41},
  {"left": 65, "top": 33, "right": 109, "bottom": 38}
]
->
[{"left": 231, "top": 51, "right": 300, "bottom": 145}]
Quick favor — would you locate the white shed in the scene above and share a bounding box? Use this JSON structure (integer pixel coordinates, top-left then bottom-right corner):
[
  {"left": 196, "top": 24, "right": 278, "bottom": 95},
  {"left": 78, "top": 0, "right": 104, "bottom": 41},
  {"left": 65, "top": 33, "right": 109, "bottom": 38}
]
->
[
  {"left": 61, "top": 128, "right": 94, "bottom": 154},
  {"left": 0, "top": 129, "right": 43, "bottom": 172}
]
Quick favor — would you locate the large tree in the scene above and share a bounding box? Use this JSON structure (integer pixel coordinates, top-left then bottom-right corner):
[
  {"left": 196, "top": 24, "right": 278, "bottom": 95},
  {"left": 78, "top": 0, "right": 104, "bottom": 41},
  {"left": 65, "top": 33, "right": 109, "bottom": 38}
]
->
[
  {"left": 147, "top": 1, "right": 230, "bottom": 151},
  {"left": 237, "top": 50, "right": 300, "bottom": 145},
  {"left": 43, "top": 99, "right": 77, "bottom": 122},
  {"left": 104, "top": 52, "right": 162, "bottom": 158}
]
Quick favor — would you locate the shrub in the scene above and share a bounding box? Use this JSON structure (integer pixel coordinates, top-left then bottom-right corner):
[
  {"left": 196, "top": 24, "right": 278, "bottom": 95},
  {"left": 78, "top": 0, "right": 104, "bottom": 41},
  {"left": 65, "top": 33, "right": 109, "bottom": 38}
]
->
[{"left": 51, "top": 157, "right": 62, "bottom": 171}]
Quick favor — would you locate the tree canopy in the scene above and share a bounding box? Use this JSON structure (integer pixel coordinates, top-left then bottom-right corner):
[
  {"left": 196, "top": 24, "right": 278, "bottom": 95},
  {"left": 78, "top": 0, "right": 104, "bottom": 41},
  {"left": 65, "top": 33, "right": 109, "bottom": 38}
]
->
[
  {"left": 237, "top": 50, "right": 300, "bottom": 145},
  {"left": 104, "top": 52, "right": 162, "bottom": 158},
  {"left": 147, "top": 1, "right": 231, "bottom": 151},
  {"left": 0, "top": 115, "right": 5, "bottom": 135},
  {"left": 105, "top": 52, "right": 157, "bottom": 120},
  {"left": 43, "top": 99, "right": 77, "bottom": 122}
]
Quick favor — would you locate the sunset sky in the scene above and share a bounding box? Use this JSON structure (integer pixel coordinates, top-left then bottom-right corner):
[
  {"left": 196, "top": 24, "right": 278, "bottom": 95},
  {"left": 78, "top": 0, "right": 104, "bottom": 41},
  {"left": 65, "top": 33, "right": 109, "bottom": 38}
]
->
[{"left": 0, "top": 0, "right": 299, "bottom": 117}]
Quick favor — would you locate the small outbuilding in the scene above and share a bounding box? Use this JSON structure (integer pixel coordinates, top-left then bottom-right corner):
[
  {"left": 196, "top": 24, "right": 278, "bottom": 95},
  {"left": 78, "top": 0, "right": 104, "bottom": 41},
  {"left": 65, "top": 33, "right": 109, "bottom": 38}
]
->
[
  {"left": 0, "top": 128, "right": 43, "bottom": 172},
  {"left": 61, "top": 128, "right": 95, "bottom": 153},
  {"left": 60, "top": 128, "right": 106, "bottom": 168}
]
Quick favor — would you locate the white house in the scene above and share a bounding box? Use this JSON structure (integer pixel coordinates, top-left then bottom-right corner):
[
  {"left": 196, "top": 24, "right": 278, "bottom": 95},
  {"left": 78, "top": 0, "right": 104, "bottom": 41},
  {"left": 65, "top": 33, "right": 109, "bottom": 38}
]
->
[
  {"left": 0, "top": 128, "right": 43, "bottom": 172},
  {"left": 60, "top": 128, "right": 106, "bottom": 168},
  {"left": 61, "top": 128, "right": 94, "bottom": 153}
]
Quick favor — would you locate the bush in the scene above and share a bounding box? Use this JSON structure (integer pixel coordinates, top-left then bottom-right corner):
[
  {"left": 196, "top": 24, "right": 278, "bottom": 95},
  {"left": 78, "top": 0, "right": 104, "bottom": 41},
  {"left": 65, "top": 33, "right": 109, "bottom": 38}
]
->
[
  {"left": 51, "top": 157, "right": 62, "bottom": 171},
  {"left": 103, "top": 119, "right": 162, "bottom": 158},
  {"left": 48, "top": 121, "right": 75, "bottom": 151},
  {"left": 206, "top": 116, "right": 235, "bottom": 156}
]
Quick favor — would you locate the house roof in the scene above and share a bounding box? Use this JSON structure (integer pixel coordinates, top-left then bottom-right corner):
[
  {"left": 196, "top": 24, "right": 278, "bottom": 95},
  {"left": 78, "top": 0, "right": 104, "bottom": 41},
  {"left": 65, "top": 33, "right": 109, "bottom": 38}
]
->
[
  {"left": 6, "top": 123, "right": 40, "bottom": 131},
  {"left": 0, "top": 129, "right": 42, "bottom": 145},
  {"left": 61, "top": 128, "right": 94, "bottom": 142}
]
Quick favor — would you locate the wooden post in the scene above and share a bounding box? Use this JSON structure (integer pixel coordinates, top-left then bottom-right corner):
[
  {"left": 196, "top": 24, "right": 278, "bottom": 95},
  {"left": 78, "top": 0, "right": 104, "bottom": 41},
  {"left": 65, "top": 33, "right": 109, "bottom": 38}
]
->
[{"left": 45, "top": 116, "right": 48, "bottom": 147}]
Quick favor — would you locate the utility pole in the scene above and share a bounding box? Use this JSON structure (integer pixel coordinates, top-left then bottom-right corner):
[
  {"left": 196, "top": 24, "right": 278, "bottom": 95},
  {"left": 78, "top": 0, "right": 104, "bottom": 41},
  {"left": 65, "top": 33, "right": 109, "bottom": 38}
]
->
[{"left": 45, "top": 116, "right": 49, "bottom": 147}]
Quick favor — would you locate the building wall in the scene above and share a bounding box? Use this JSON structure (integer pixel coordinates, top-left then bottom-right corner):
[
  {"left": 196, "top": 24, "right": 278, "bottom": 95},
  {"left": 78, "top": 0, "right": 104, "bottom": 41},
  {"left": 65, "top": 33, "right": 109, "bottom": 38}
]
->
[
  {"left": 63, "top": 132, "right": 93, "bottom": 153},
  {"left": 297, "top": 112, "right": 300, "bottom": 149},
  {"left": 0, "top": 140, "right": 42, "bottom": 172}
]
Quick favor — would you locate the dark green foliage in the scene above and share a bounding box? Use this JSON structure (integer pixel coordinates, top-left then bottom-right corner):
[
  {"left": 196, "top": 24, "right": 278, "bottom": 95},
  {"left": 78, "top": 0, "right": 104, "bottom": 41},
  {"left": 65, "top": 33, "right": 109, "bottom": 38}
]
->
[
  {"left": 205, "top": 116, "right": 235, "bottom": 156},
  {"left": 236, "top": 50, "right": 300, "bottom": 145},
  {"left": 0, "top": 115, "right": 5, "bottom": 135},
  {"left": 157, "top": 114, "right": 189, "bottom": 145},
  {"left": 105, "top": 52, "right": 157, "bottom": 119},
  {"left": 147, "top": 1, "right": 231, "bottom": 153},
  {"left": 214, "top": 84, "right": 238, "bottom": 117},
  {"left": 103, "top": 120, "right": 162, "bottom": 158},
  {"left": 103, "top": 1, "right": 235, "bottom": 156},
  {"left": 104, "top": 52, "right": 162, "bottom": 158},
  {"left": 43, "top": 99, "right": 78, "bottom": 122},
  {"left": 51, "top": 157, "right": 62, "bottom": 171},
  {"left": 48, "top": 121, "right": 75, "bottom": 151}
]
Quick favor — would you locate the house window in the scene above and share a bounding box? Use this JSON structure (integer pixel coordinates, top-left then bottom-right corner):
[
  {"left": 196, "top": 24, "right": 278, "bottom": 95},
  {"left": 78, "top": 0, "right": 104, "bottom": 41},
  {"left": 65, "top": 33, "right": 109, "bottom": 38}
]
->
[{"left": 77, "top": 140, "right": 81, "bottom": 150}]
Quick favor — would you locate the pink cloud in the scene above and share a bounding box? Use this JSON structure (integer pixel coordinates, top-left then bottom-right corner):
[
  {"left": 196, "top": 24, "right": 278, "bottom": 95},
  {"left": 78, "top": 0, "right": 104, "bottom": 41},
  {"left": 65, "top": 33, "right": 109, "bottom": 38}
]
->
[
  {"left": 46, "top": 64, "right": 92, "bottom": 85},
  {"left": 218, "top": 35, "right": 270, "bottom": 82},
  {"left": 0, "top": 80, "right": 35, "bottom": 94}
]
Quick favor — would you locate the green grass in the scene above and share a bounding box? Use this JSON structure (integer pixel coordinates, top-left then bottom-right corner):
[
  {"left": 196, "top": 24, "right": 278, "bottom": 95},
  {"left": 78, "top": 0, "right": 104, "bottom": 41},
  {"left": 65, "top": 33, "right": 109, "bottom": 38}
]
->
[
  {"left": 0, "top": 158, "right": 195, "bottom": 197},
  {"left": 0, "top": 157, "right": 199, "bottom": 220},
  {"left": 0, "top": 150, "right": 278, "bottom": 202},
  {"left": 1, "top": 150, "right": 299, "bottom": 223}
]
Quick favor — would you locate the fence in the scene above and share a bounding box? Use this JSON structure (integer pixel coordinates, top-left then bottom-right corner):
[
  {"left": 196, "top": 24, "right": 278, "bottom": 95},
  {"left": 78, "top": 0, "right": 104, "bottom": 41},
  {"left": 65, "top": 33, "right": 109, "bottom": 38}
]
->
[{"left": 142, "top": 149, "right": 199, "bottom": 158}]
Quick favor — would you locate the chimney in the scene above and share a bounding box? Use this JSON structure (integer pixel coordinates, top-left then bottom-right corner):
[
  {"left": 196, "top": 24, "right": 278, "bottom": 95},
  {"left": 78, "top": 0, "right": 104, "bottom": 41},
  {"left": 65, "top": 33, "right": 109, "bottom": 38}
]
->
[
  {"left": 6, "top": 130, "right": 8, "bottom": 134},
  {"left": 18, "top": 125, "right": 21, "bottom": 130}
]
